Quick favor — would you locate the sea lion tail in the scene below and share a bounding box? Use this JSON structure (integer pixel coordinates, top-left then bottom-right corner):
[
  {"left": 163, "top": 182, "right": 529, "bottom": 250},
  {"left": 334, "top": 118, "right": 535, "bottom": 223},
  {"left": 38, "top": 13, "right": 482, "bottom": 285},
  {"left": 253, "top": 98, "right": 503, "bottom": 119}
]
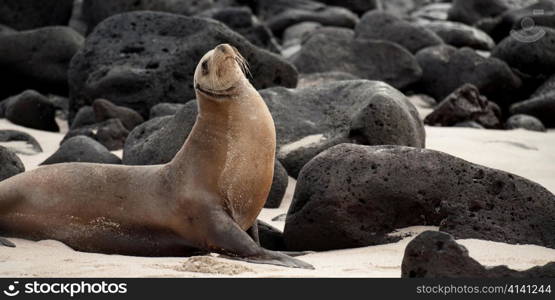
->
[{"left": 0, "top": 237, "right": 15, "bottom": 247}]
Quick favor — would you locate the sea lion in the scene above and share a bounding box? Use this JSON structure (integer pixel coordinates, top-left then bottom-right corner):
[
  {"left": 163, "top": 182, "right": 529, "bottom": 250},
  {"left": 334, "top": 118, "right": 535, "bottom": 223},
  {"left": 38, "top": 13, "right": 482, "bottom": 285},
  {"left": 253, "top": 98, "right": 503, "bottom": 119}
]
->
[{"left": 0, "top": 44, "right": 312, "bottom": 269}]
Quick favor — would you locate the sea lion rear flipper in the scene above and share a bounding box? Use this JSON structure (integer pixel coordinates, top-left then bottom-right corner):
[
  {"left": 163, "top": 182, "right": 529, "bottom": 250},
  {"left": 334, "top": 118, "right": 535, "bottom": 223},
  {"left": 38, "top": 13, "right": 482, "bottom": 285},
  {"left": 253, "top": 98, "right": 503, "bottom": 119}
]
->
[
  {"left": 199, "top": 211, "right": 313, "bottom": 269},
  {"left": 0, "top": 237, "right": 15, "bottom": 247},
  {"left": 280, "top": 251, "right": 314, "bottom": 257}
]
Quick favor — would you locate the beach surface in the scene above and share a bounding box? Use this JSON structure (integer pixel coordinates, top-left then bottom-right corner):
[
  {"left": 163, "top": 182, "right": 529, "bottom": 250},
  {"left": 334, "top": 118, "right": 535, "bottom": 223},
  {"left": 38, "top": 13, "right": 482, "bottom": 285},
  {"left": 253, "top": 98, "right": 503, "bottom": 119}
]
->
[{"left": 1, "top": 119, "right": 554, "bottom": 277}]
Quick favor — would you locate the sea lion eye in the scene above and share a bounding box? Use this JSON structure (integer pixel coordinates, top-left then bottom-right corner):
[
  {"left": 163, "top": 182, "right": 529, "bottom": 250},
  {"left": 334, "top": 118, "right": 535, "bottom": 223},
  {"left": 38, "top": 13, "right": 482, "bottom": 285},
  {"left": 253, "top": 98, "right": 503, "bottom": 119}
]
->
[{"left": 201, "top": 60, "right": 209, "bottom": 75}]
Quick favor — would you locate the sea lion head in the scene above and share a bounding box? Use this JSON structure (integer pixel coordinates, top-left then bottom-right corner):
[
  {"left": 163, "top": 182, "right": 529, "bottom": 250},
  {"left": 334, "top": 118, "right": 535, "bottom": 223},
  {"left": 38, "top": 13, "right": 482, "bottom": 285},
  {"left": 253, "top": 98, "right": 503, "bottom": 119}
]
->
[{"left": 194, "top": 44, "right": 250, "bottom": 100}]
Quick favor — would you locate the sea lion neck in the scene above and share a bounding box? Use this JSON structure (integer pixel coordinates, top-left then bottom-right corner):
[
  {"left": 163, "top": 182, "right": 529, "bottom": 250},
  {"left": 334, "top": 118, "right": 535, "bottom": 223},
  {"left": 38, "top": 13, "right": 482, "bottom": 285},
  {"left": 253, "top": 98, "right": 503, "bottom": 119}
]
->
[{"left": 164, "top": 84, "right": 263, "bottom": 185}]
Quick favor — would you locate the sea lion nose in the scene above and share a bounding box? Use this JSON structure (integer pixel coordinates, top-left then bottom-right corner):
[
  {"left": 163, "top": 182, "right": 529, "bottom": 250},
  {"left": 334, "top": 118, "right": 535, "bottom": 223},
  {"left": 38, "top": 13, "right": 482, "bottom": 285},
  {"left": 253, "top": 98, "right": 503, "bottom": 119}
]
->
[{"left": 216, "top": 44, "right": 231, "bottom": 54}]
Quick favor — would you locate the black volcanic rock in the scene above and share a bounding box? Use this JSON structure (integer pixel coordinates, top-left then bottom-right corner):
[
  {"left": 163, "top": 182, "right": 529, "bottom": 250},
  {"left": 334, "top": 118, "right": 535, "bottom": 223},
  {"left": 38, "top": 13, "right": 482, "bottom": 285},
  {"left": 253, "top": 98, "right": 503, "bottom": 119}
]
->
[
  {"left": 257, "top": 220, "right": 287, "bottom": 251},
  {"left": 266, "top": 7, "right": 358, "bottom": 36},
  {"left": 265, "top": 160, "right": 289, "bottom": 208},
  {"left": 197, "top": 6, "right": 280, "bottom": 53},
  {"left": 123, "top": 101, "right": 198, "bottom": 165},
  {"left": 291, "top": 27, "right": 422, "bottom": 90},
  {"left": 261, "top": 80, "right": 425, "bottom": 148},
  {"left": 297, "top": 72, "right": 359, "bottom": 88},
  {"left": 92, "top": 99, "right": 144, "bottom": 131},
  {"left": 510, "top": 92, "right": 555, "bottom": 128},
  {"left": 448, "top": 0, "right": 509, "bottom": 25},
  {"left": 411, "top": 3, "right": 451, "bottom": 21},
  {"left": 0, "top": 24, "right": 16, "bottom": 36},
  {"left": 415, "top": 45, "right": 522, "bottom": 106},
  {"left": 424, "top": 84, "right": 502, "bottom": 129},
  {"left": 254, "top": 0, "right": 358, "bottom": 36},
  {"left": 420, "top": 20, "right": 496, "bottom": 50},
  {"left": 355, "top": 11, "right": 443, "bottom": 54},
  {"left": 480, "top": 0, "right": 555, "bottom": 42},
  {"left": 402, "top": 231, "right": 555, "bottom": 278},
  {"left": 313, "top": 0, "right": 381, "bottom": 15},
  {"left": 532, "top": 74, "right": 555, "bottom": 98},
  {"left": 0, "top": 0, "right": 74, "bottom": 30},
  {"left": 63, "top": 118, "right": 130, "bottom": 151},
  {"left": 0, "top": 26, "right": 84, "bottom": 98},
  {"left": 506, "top": 114, "right": 547, "bottom": 132},
  {"left": 69, "top": 11, "right": 297, "bottom": 120},
  {"left": 42, "top": 136, "right": 121, "bottom": 165},
  {"left": 149, "top": 103, "right": 186, "bottom": 119},
  {"left": 70, "top": 106, "right": 96, "bottom": 129},
  {"left": 492, "top": 27, "right": 555, "bottom": 77},
  {"left": 0, "top": 146, "right": 25, "bottom": 182},
  {"left": 81, "top": 0, "right": 238, "bottom": 33},
  {"left": 283, "top": 144, "right": 555, "bottom": 251},
  {"left": 3, "top": 90, "right": 59, "bottom": 132},
  {"left": 0, "top": 130, "right": 42, "bottom": 155}
]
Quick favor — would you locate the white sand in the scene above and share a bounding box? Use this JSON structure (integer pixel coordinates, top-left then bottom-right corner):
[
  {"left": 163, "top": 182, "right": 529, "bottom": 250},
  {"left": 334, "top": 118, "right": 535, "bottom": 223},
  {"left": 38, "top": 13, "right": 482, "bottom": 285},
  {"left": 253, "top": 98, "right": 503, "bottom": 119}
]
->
[{"left": 1, "top": 118, "right": 554, "bottom": 277}]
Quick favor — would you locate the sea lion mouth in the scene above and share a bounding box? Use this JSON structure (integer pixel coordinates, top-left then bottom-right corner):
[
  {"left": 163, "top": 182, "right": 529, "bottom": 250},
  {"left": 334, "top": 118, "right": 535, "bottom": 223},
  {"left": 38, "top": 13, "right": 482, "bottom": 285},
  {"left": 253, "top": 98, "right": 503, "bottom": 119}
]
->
[{"left": 196, "top": 84, "right": 236, "bottom": 98}]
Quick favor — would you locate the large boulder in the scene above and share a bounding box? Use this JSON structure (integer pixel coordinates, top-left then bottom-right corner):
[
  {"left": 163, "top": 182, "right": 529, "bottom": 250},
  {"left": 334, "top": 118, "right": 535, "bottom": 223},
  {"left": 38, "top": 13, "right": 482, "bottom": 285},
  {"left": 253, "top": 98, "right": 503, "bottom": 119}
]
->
[
  {"left": 402, "top": 231, "right": 555, "bottom": 278},
  {"left": 0, "top": 146, "right": 25, "bottom": 182},
  {"left": 283, "top": 144, "right": 555, "bottom": 251},
  {"left": 492, "top": 27, "right": 555, "bottom": 77},
  {"left": 262, "top": 80, "right": 425, "bottom": 147},
  {"left": 42, "top": 136, "right": 121, "bottom": 165},
  {"left": 0, "top": 27, "right": 84, "bottom": 98},
  {"left": 355, "top": 11, "right": 443, "bottom": 54},
  {"left": 0, "top": 0, "right": 74, "bottom": 31},
  {"left": 291, "top": 27, "right": 422, "bottom": 90},
  {"left": 415, "top": 45, "right": 522, "bottom": 106},
  {"left": 424, "top": 84, "right": 502, "bottom": 129},
  {"left": 2, "top": 90, "right": 59, "bottom": 132},
  {"left": 123, "top": 101, "right": 198, "bottom": 165},
  {"left": 69, "top": 11, "right": 298, "bottom": 120},
  {"left": 81, "top": 0, "right": 238, "bottom": 33}
]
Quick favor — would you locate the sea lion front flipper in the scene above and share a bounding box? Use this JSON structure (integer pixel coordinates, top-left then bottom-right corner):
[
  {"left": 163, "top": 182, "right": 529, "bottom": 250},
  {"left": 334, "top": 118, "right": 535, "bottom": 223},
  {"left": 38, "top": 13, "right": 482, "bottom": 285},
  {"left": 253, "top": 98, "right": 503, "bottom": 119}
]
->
[
  {"left": 199, "top": 211, "right": 313, "bottom": 269},
  {"left": 246, "top": 221, "right": 260, "bottom": 246},
  {"left": 0, "top": 237, "right": 15, "bottom": 247}
]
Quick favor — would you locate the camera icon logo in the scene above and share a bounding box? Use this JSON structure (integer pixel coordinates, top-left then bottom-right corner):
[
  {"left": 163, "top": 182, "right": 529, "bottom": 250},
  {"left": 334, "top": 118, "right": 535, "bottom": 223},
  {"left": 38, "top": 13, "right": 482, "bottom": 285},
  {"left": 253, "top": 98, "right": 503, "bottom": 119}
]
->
[{"left": 510, "top": 10, "right": 547, "bottom": 43}]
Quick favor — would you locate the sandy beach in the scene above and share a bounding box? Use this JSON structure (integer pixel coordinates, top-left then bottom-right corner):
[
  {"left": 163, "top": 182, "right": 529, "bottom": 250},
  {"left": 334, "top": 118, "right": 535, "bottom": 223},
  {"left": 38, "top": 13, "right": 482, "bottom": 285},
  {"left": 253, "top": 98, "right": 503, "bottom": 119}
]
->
[{"left": 1, "top": 118, "right": 554, "bottom": 277}]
